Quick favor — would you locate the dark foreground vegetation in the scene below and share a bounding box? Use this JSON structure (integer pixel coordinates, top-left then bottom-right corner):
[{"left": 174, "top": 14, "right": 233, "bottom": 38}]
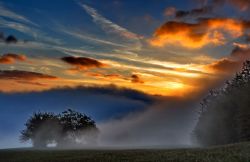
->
[{"left": 1, "top": 142, "right": 250, "bottom": 162}]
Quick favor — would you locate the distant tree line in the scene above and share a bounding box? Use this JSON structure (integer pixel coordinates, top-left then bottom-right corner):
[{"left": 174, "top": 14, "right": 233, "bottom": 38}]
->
[
  {"left": 194, "top": 60, "right": 250, "bottom": 146},
  {"left": 20, "top": 109, "right": 98, "bottom": 148}
]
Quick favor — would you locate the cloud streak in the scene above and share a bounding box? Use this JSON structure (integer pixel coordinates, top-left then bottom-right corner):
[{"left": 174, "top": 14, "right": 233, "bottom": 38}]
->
[
  {"left": 81, "top": 4, "right": 138, "bottom": 40},
  {"left": 62, "top": 30, "right": 128, "bottom": 48},
  {"left": 0, "top": 3, "right": 37, "bottom": 26},
  {"left": 79, "top": 3, "right": 141, "bottom": 50},
  {"left": 0, "top": 70, "right": 57, "bottom": 80},
  {"left": 0, "top": 18, "right": 62, "bottom": 45}
]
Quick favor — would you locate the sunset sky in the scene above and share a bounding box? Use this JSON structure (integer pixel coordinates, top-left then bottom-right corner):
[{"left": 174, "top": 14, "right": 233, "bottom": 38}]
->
[{"left": 1, "top": 0, "right": 250, "bottom": 148}]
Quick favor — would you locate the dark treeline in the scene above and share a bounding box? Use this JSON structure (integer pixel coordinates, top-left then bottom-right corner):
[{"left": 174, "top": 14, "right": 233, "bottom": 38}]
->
[{"left": 194, "top": 61, "right": 250, "bottom": 146}]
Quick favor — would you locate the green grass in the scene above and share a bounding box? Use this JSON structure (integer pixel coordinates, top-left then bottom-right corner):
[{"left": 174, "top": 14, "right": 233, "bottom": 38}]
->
[{"left": 1, "top": 142, "right": 250, "bottom": 162}]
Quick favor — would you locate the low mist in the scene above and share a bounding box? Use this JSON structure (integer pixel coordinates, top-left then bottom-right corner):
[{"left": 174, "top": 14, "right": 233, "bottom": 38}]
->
[{"left": 52, "top": 99, "right": 200, "bottom": 149}]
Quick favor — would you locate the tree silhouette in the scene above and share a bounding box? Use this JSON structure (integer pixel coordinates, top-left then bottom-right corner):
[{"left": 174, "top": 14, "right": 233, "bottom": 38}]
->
[
  {"left": 58, "top": 109, "right": 98, "bottom": 147},
  {"left": 20, "top": 109, "right": 98, "bottom": 148},
  {"left": 20, "top": 112, "right": 61, "bottom": 148}
]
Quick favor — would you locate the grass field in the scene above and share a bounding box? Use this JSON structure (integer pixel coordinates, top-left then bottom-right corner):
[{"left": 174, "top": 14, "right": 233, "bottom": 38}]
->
[{"left": 0, "top": 142, "right": 250, "bottom": 162}]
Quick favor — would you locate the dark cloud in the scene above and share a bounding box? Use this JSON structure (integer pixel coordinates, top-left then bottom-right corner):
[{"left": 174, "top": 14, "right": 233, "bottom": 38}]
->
[
  {"left": 0, "top": 85, "right": 156, "bottom": 124},
  {"left": 0, "top": 53, "right": 26, "bottom": 64},
  {"left": 5, "top": 35, "right": 18, "bottom": 44},
  {"left": 44, "top": 85, "right": 155, "bottom": 105},
  {"left": 131, "top": 74, "right": 144, "bottom": 84},
  {"left": 175, "top": 6, "right": 212, "bottom": 18},
  {"left": 62, "top": 56, "right": 107, "bottom": 70},
  {"left": 0, "top": 70, "right": 58, "bottom": 80},
  {"left": 175, "top": 10, "right": 190, "bottom": 18},
  {"left": 0, "top": 32, "right": 18, "bottom": 44}
]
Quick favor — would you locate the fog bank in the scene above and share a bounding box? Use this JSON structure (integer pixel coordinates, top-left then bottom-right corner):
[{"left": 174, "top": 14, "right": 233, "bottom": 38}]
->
[{"left": 95, "top": 100, "right": 199, "bottom": 148}]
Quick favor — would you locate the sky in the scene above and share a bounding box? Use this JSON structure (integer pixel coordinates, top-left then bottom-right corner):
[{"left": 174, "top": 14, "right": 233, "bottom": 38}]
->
[{"left": 0, "top": 0, "right": 250, "bottom": 148}]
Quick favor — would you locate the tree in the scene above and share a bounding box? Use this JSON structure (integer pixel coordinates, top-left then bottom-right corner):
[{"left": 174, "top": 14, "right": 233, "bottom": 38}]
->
[
  {"left": 20, "top": 109, "right": 98, "bottom": 148},
  {"left": 20, "top": 112, "right": 61, "bottom": 148},
  {"left": 194, "top": 60, "right": 250, "bottom": 146},
  {"left": 58, "top": 109, "right": 99, "bottom": 147}
]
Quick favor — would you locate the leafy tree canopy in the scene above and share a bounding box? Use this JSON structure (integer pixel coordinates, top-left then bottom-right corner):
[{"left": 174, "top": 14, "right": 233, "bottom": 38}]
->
[{"left": 20, "top": 109, "right": 98, "bottom": 148}]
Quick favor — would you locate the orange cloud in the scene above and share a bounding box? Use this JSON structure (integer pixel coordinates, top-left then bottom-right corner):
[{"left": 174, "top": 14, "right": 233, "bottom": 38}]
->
[
  {"left": 62, "top": 56, "right": 107, "bottom": 71},
  {"left": 0, "top": 53, "right": 26, "bottom": 64},
  {"left": 150, "top": 18, "right": 250, "bottom": 48}
]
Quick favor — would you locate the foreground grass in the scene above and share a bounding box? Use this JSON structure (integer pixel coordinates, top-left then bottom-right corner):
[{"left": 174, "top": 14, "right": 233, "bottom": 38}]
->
[{"left": 0, "top": 142, "right": 250, "bottom": 162}]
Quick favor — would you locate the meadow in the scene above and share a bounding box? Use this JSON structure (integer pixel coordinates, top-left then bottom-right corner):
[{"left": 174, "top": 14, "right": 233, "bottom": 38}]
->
[{"left": 0, "top": 142, "right": 250, "bottom": 162}]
